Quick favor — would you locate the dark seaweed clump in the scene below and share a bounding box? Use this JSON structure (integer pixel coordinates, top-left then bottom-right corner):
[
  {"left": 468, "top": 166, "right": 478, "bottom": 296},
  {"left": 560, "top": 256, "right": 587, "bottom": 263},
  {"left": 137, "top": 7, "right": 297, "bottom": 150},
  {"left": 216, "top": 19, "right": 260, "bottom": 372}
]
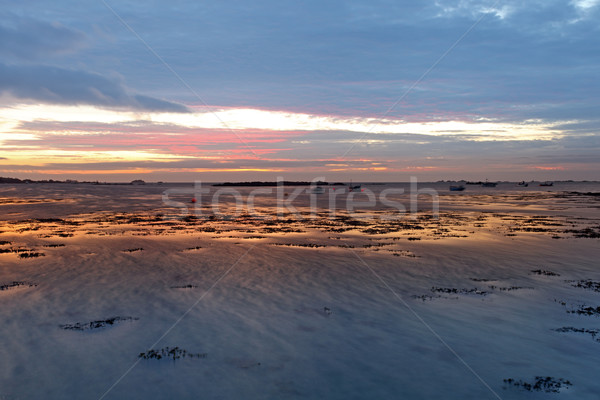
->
[
  {"left": 430, "top": 287, "right": 488, "bottom": 296},
  {"left": 56, "top": 233, "right": 74, "bottom": 237},
  {"left": 411, "top": 294, "right": 444, "bottom": 301},
  {"left": 487, "top": 285, "right": 533, "bottom": 291},
  {"left": 0, "top": 281, "right": 37, "bottom": 291},
  {"left": 138, "top": 347, "right": 207, "bottom": 361},
  {"left": 123, "top": 248, "right": 144, "bottom": 253},
  {"left": 0, "top": 247, "right": 42, "bottom": 257},
  {"left": 470, "top": 278, "right": 493, "bottom": 282},
  {"left": 565, "top": 227, "right": 600, "bottom": 238},
  {"left": 19, "top": 252, "right": 45, "bottom": 258},
  {"left": 270, "top": 243, "right": 327, "bottom": 248},
  {"left": 504, "top": 377, "right": 572, "bottom": 392},
  {"left": 171, "top": 284, "right": 198, "bottom": 289},
  {"left": 531, "top": 269, "right": 560, "bottom": 276},
  {"left": 554, "top": 327, "right": 600, "bottom": 342},
  {"left": 0, "top": 248, "right": 13, "bottom": 253},
  {"left": 568, "top": 280, "right": 600, "bottom": 292},
  {"left": 60, "top": 316, "right": 139, "bottom": 331},
  {"left": 568, "top": 305, "right": 600, "bottom": 316}
]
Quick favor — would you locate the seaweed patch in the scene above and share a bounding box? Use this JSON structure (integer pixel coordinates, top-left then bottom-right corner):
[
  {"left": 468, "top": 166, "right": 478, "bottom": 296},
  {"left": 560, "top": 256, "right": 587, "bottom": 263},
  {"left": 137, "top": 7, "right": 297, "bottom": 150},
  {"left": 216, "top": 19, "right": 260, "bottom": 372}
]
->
[
  {"left": 60, "top": 316, "right": 139, "bottom": 331},
  {"left": 138, "top": 347, "right": 207, "bottom": 361},
  {"left": 503, "top": 376, "right": 572, "bottom": 393}
]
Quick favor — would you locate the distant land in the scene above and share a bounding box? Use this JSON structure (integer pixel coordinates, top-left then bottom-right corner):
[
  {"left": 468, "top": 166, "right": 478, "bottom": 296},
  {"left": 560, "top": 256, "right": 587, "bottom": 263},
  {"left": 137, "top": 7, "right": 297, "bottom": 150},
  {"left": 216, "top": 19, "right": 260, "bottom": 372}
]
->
[
  {"left": 213, "top": 181, "right": 346, "bottom": 187},
  {"left": 0, "top": 177, "right": 79, "bottom": 184},
  {"left": 1, "top": 177, "right": 597, "bottom": 186},
  {"left": 0, "top": 177, "right": 143, "bottom": 185},
  {"left": 0, "top": 177, "right": 347, "bottom": 186}
]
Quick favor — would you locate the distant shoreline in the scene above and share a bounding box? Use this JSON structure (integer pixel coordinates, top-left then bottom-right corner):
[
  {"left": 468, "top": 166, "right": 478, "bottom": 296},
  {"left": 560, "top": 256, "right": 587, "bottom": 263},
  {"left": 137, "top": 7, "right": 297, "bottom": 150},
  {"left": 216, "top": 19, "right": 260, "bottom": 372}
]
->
[
  {"left": 0, "top": 177, "right": 134, "bottom": 185},
  {"left": 213, "top": 181, "right": 346, "bottom": 187},
  {"left": 0, "top": 177, "right": 347, "bottom": 186},
  {"left": 0, "top": 177, "right": 597, "bottom": 186}
]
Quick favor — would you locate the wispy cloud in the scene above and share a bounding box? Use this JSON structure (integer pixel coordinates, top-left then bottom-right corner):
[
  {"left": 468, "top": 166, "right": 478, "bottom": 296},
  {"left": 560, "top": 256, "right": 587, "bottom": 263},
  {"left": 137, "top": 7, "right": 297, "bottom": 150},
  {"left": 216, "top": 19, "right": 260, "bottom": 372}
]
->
[
  {"left": 0, "top": 16, "right": 86, "bottom": 60},
  {"left": 0, "top": 64, "right": 189, "bottom": 113},
  {"left": 571, "top": 0, "right": 600, "bottom": 11},
  {"left": 2, "top": 104, "right": 568, "bottom": 143}
]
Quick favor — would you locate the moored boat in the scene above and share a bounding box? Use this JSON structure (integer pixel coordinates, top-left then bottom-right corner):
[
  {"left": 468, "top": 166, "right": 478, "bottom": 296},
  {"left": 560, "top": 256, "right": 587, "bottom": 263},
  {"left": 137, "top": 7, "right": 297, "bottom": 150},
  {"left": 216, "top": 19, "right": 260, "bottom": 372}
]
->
[
  {"left": 481, "top": 180, "right": 497, "bottom": 187},
  {"left": 349, "top": 180, "right": 362, "bottom": 192}
]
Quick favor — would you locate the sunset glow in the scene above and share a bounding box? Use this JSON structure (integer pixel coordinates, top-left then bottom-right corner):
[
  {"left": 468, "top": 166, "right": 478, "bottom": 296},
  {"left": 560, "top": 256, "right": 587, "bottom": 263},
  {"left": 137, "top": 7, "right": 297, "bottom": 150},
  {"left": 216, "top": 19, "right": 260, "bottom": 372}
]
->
[
  {"left": 0, "top": 103, "right": 588, "bottom": 180},
  {"left": 1, "top": 1, "right": 599, "bottom": 181}
]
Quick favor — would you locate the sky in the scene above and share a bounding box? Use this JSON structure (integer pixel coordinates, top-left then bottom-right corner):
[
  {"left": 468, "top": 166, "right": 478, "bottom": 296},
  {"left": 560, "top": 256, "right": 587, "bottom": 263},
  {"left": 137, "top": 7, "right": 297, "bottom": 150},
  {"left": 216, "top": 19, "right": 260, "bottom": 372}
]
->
[{"left": 1, "top": 0, "right": 599, "bottom": 182}]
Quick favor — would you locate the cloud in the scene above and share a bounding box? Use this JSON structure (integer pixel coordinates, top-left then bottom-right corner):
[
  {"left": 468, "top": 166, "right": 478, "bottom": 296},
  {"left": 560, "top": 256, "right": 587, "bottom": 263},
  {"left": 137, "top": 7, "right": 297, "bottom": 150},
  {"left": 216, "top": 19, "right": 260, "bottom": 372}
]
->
[
  {"left": 0, "top": 158, "right": 389, "bottom": 172},
  {"left": 5, "top": 104, "right": 563, "bottom": 141},
  {"left": 0, "top": 63, "right": 189, "bottom": 113},
  {"left": 571, "top": 0, "right": 600, "bottom": 11},
  {"left": 0, "top": 16, "right": 86, "bottom": 60}
]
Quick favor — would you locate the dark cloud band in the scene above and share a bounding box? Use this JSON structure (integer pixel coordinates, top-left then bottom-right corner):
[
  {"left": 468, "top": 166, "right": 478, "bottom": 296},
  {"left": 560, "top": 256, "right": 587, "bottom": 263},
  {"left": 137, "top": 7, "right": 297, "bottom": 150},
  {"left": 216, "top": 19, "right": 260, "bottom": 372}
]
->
[{"left": 0, "top": 63, "right": 189, "bottom": 113}]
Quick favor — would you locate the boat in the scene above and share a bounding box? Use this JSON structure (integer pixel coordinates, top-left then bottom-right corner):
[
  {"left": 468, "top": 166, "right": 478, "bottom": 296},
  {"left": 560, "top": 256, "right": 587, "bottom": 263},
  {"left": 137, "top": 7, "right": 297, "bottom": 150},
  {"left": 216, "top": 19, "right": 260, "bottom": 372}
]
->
[
  {"left": 517, "top": 181, "right": 528, "bottom": 187},
  {"left": 449, "top": 185, "right": 465, "bottom": 191},
  {"left": 349, "top": 180, "right": 361, "bottom": 192},
  {"left": 481, "top": 180, "right": 497, "bottom": 187},
  {"left": 310, "top": 186, "right": 325, "bottom": 194},
  {"left": 539, "top": 181, "right": 554, "bottom": 187}
]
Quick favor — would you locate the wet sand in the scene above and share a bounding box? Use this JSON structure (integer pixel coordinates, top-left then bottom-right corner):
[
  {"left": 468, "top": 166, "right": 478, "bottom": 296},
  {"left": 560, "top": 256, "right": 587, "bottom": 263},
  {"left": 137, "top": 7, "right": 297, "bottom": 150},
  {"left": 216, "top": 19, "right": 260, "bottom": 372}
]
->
[{"left": 0, "top": 183, "right": 599, "bottom": 399}]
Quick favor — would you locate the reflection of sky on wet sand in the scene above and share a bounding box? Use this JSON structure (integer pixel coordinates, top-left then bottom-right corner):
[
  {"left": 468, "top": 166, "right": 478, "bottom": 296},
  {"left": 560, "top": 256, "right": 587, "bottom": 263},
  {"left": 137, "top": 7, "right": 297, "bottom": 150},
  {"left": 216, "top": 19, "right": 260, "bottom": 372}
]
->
[{"left": 1, "top": 183, "right": 600, "bottom": 398}]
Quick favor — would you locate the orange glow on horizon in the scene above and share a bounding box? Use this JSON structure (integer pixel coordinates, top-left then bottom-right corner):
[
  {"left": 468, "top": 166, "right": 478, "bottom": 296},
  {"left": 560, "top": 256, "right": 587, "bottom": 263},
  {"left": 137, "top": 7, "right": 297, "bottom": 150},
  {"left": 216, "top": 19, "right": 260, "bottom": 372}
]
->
[
  {"left": 0, "top": 103, "right": 589, "bottom": 180},
  {"left": 530, "top": 166, "right": 566, "bottom": 170}
]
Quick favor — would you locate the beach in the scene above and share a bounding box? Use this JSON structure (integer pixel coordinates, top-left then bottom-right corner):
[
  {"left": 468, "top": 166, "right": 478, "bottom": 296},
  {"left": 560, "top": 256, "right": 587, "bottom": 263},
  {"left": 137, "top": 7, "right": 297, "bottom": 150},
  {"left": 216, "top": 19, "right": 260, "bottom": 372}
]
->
[{"left": 1, "top": 182, "right": 599, "bottom": 399}]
